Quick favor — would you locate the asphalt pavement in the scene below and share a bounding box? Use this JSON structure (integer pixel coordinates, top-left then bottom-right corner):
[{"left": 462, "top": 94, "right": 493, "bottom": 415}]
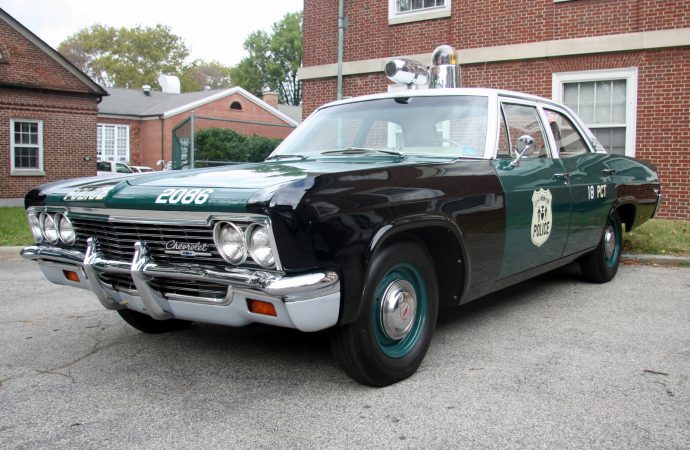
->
[{"left": 1, "top": 259, "right": 688, "bottom": 448}]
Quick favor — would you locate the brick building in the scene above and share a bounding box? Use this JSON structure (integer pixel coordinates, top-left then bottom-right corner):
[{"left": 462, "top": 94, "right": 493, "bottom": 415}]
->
[
  {"left": 0, "top": 8, "right": 106, "bottom": 200},
  {"left": 97, "top": 86, "right": 300, "bottom": 170},
  {"left": 299, "top": 0, "right": 690, "bottom": 219}
]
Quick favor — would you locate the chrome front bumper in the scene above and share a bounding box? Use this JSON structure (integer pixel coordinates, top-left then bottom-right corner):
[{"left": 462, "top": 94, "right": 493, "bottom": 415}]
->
[{"left": 21, "top": 238, "right": 340, "bottom": 332}]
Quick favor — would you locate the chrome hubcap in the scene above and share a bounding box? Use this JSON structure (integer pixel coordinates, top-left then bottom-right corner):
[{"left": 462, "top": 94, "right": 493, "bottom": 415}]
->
[
  {"left": 604, "top": 225, "right": 616, "bottom": 260},
  {"left": 380, "top": 279, "right": 417, "bottom": 341}
]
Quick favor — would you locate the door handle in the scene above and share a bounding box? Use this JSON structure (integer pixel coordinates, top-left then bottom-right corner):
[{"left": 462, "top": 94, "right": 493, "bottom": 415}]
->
[
  {"left": 554, "top": 172, "right": 570, "bottom": 181},
  {"left": 602, "top": 168, "right": 617, "bottom": 176}
]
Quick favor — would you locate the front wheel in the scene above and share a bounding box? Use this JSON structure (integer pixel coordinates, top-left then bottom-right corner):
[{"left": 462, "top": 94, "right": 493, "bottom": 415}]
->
[
  {"left": 580, "top": 211, "right": 622, "bottom": 283},
  {"left": 117, "top": 309, "right": 193, "bottom": 334},
  {"left": 329, "top": 241, "right": 438, "bottom": 386}
]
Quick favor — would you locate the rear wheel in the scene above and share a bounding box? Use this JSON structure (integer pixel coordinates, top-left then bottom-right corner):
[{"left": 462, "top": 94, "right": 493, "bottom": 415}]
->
[
  {"left": 117, "top": 309, "right": 192, "bottom": 334},
  {"left": 580, "top": 211, "right": 622, "bottom": 283},
  {"left": 329, "top": 241, "right": 438, "bottom": 386}
]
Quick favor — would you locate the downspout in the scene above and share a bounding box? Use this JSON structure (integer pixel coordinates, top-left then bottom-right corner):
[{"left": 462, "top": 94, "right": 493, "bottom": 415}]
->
[
  {"left": 160, "top": 115, "right": 164, "bottom": 164},
  {"left": 190, "top": 111, "right": 195, "bottom": 169},
  {"left": 337, "top": 0, "right": 345, "bottom": 100}
]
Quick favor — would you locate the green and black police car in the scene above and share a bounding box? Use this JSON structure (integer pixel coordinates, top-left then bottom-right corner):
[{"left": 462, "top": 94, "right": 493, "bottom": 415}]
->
[{"left": 22, "top": 47, "right": 661, "bottom": 386}]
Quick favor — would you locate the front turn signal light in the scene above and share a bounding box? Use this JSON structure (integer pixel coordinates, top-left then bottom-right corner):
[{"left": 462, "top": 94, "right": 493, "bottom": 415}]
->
[{"left": 247, "top": 299, "right": 277, "bottom": 317}]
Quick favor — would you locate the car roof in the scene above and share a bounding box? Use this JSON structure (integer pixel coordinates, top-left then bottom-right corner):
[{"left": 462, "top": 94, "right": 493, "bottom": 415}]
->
[{"left": 317, "top": 87, "right": 564, "bottom": 111}]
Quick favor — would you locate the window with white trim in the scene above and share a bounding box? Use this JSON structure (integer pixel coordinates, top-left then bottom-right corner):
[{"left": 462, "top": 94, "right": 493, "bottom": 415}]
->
[
  {"left": 97, "top": 124, "right": 130, "bottom": 162},
  {"left": 552, "top": 68, "right": 637, "bottom": 157},
  {"left": 10, "top": 119, "right": 43, "bottom": 175},
  {"left": 388, "top": 0, "right": 451, "bottom": 24}
]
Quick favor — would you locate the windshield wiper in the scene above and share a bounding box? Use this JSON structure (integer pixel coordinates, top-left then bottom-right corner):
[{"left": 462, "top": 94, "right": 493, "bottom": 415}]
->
[
  {"left": 265, "top": 154, "right": 308, "bottom": 161},
  {"left": 321, "top": 147, "right": 405, "bottom": 158}
]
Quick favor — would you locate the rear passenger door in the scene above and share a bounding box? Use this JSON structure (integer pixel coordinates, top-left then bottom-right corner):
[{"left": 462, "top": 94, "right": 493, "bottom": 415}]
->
[
  {"left": 494, "top": 100, "right": 572, "bottom": 279},
  {"left": 543, "top": 107, "right": 614, "bottom": 255}
]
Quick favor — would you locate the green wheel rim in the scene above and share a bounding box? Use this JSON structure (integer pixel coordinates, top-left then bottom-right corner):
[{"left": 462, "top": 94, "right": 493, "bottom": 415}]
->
[{"left": 373, "top": 262, "right": 428, "bottom": 358}]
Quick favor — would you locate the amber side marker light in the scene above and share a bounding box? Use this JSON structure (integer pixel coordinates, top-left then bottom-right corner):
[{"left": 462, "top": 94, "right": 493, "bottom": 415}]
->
[
  {"left": 63, "top": 270, "right": 80, "bottom": 283},
  {"left": 247, "top": 299, "right": 277, "bottom": 317}
]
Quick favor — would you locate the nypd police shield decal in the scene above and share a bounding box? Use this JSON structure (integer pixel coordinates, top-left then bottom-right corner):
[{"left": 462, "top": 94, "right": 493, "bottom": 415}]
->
[{"left": 531, "top": 188, "right": 552, "bottom": 247}]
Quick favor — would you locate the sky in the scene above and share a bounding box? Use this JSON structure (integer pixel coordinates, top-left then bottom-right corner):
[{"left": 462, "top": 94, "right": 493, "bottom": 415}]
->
[{"left": 1, "top": 0, "right": 304, "bottom": 67}]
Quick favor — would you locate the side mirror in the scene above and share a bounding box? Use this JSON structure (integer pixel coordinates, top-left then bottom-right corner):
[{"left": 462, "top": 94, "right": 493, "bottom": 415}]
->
[{"left": 510, "top": 135, "right": 535, "bottom": 167}]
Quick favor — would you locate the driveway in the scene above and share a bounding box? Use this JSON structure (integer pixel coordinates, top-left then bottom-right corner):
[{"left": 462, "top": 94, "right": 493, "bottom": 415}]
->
[{"left": 1, "top": 259, "right": 688, "bottom": 448}]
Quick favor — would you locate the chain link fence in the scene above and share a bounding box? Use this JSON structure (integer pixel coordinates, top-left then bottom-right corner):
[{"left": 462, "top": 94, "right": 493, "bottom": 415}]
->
[{"left": 172, "top": 113, "right": 296, "bottom": 169}]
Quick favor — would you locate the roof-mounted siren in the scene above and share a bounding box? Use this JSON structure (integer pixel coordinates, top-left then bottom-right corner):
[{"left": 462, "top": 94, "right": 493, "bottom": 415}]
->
[
  {"left": 429, "top": 44, "right": 461, "bottom": 89},
  {"left": 384, "top": 45, "right": 461, "bottom": 91},
  {"left": 384, "top": 58, "right": 430, "bottom": 91}
]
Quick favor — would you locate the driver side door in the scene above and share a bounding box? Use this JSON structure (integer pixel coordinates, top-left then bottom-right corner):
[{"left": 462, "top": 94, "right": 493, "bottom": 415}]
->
[{"left": 495, "top": 100, "right": 572, "bottom": 279}]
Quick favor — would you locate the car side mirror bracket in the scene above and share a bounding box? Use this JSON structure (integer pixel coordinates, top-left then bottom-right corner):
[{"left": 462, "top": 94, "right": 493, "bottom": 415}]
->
[{"left": 508, "top": 135, "right": 535, "bottom": 168}]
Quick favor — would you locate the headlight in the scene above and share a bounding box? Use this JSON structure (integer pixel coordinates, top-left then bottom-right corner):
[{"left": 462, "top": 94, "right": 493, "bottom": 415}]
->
[
  {"left": 214, "top": 222, "right": 246, "bottom": 264},
  {"left": 57, "top": 214, "right": 76, "bottom": 245},
  {"left": 27, "top": 212, "right": 43, "bottom": 243},
  {"left": 40, "top": 213, "right": 59, "bottom": 244},
  {"left": 247, "top": 224, "right": 275, "bottom": 268}
]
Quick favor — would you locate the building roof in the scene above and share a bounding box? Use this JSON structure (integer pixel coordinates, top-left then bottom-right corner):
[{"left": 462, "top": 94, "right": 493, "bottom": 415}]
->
[
  {"left": 0, "top": 8, "right": 107, "bottom": 96},
  {"left": 276, "top": 104, "right": 303, "bottom": 123},
  {"left": 99, "top": 85, "right": 300, "bottom": 126}
]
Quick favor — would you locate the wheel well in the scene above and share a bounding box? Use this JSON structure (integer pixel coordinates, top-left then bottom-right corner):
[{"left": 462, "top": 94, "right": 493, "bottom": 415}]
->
[
  {"left": 380, "top": 226, "right": 465, "bottom": 308},
  {"left": 616, "top": 203, "right": 636, "bottom": 232}
]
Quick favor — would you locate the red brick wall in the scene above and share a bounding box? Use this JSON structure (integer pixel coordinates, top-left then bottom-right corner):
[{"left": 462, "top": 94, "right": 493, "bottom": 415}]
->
[
  {"left": 0, "top": 18, "right": 93, "bottom": 93},
  {"left": 303, "top": 0, "right": 690, "bottom": 66},
  {"left": 0, "top": 89, "right": 98, "bottom": 198},
  {"left": 1, "top": 14, "right": 102, "bottom": 199}
]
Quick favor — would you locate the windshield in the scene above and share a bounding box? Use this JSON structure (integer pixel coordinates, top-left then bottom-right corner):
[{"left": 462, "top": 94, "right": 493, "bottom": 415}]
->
[{"left": 271, "top": 95, "right": 489, "bottom": 159}]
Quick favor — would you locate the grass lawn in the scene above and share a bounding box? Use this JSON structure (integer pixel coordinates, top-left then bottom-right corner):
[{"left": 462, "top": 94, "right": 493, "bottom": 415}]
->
[
  {"left": 624, "top": 218, "right": 690, "bottom": 256},
  {"left": 1, "top": 206, "right": 688, "bottom": 256},
  {"left": 0, "top": 207, "right": 33, "bottom": 246}
]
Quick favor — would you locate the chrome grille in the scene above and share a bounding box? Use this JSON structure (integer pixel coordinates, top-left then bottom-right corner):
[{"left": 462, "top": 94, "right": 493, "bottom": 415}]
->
[
  {"left": 97, "top": 272, "right": 229, "bottom": 301},
  {"left": 97, "top": 272, "right": 137, "bottom": 292},
  {"left": 150, "top": 278, "right": 229, "bottom": 300},
  {"left": 71, "top": 218, "right": 222, "bottom": 265}
]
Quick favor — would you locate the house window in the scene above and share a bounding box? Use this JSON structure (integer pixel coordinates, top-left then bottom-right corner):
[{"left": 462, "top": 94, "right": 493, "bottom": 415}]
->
[
  {"left": 552, "top": 68, "right": 637, "bottom": 157},
  {"left": 10, "top": 119, "right": 43, "bottom": 175},
  {"left": 97, "top": 124, "right": 130, "bottom": 162},
  {"left": 230, "top": 101, "right": 243, "bottom": 110},
  {"left": 388, "top": 0, "right": 451, "bottom": 24}
]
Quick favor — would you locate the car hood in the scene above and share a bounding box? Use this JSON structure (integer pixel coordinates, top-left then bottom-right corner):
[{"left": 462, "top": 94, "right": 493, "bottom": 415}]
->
[{"left": 28, "top": 158, "right": 434, "bottom": 213}]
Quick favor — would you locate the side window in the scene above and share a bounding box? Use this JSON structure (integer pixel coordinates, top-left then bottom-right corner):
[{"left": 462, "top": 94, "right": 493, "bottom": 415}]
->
[
  {"left": 501, "top": 103, "right": 550, "bottom": 158},
  {"left": 97, "top": 161, "right": 111, "bottom": 171},
  {"left": 116, "top": 163, "right": 131, "bottom": 173},
  {"left": 544, "top": 109, "right": 590, "bottom": 158}
]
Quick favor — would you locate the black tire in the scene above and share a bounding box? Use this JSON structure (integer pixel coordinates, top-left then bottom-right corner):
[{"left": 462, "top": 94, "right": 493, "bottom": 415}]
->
[
  {"left": 580, "top": 211, "right": 623, "bottom": 283},
  {"left": 117, "top": 309, "right": 192, "bottom": 334},
  {"left": 329, "top": 241, "right": 439, "bottom": 387}
]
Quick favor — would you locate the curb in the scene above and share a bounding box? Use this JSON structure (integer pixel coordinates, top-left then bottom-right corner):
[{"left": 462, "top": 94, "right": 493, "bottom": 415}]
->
[
  {"left": 0, "top": 246, "right": 24, "bottom": 261},
  {"left": 621, "top": 253, "right": 690, "bottom": 267}
]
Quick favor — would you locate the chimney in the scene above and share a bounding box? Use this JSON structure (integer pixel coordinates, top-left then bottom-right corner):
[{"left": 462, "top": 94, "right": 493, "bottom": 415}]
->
[
  {"left": 262, "top": 91, "right": 279, "bottom": 108},
  {"left": 142, "top": 85, "right": 151, "bottom": 96}
]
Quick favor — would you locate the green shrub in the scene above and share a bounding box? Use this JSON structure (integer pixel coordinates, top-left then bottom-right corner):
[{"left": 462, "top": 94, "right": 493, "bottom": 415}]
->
[{"left": 194, "top": 128, "right": 282, "bottom": 166}]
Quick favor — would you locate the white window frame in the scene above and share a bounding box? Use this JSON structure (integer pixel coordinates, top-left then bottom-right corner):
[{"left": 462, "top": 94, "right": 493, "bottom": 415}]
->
[
  {"left": 97, "top": 123, "right": 130, "bottom": 162},
  {"left": 10, "top": 119, "right": 44, "bottom": 176},
  {"left": 388, "top": 0, "right": 451, "bottom": 25},
  {"left": 552, "top": 68, "right": 637, "bottom": 157}
]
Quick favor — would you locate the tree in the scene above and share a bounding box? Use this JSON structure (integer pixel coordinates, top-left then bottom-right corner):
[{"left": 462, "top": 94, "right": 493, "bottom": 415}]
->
[
  {"left": 59, "top": 24, "right": 189, "bottom": 89},
  {"left": 180, "top": 60, "right": 234, "bottom": 92},
  {"left": 232, "top": 12, "right": 302, "bottom": 105}
]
